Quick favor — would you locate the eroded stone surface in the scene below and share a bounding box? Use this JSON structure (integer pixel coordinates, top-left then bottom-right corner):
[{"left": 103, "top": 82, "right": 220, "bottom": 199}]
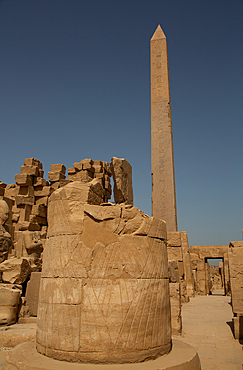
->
[
  {"left": 0, "top": 258, "right": 31, "bottom": 284},
  {"left": 150, "top": 25, "right": 177, "bottom": 232},
  {"left": 110, "top": 157, "right": 133, "bottom": 205},
  {"left": 228, "top": 241, "right": 243, "bottom": 339},
  {"left": 0, "top": 200, "right": 11, "bottom": 264},
  {"left": 0, "top": 284, "right": 21, "bottom": 325},
  {"left": 36, "top": 182, "right": 171, "bottom": 364}
]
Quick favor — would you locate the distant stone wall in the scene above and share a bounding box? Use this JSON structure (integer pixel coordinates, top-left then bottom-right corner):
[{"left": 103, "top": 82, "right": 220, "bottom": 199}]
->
[{"left": 190, "top": 245, "right": 230, "bottom": 295}]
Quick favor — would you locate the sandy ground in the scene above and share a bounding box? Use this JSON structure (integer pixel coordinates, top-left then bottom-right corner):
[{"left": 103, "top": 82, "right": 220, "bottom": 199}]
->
[{"left": 173, "top": 290, "right": 243, "bottom": 370}]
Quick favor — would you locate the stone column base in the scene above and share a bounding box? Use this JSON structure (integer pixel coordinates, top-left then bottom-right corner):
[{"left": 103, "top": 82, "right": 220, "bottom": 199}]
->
[{"left": 3, "top": 340, "right": 201, "bottom": 370}]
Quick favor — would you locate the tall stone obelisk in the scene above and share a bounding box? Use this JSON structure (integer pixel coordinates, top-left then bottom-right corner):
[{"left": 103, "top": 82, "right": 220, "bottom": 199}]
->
[{"left": 151, "top": 25, "right": 178, "bottom": 232}]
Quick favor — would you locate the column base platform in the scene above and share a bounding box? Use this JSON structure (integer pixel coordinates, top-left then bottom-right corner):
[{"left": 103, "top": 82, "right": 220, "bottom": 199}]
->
[{"left": 3, "top": 339, "right": 201, "bottom": 370}]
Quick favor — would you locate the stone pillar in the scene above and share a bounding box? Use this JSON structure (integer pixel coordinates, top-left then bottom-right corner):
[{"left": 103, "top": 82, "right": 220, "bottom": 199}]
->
[
  {"left": 110, "top": 157, "right": 133, "bottom": 205},
  {"left": 205, "top": 260, "right": 211, "bottom": 295},
  {"left": 150, "top": 25, "right": 177, "bottom": 232},
  {"left": 228, "top": 241, "right": 243, "bottom": 339},
  {"left": 180, "top": 232, "right": 195, "bottom": 297},
  {"left": 36, "top": 181, "right": 171, "bottom": 364},
  {"left": 223, "top": 252, "right": 230, "bottom": 295}
]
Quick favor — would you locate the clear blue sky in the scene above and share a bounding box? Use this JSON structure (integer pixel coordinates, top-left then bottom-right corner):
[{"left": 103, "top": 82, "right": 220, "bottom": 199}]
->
[{"left": 0, "top": 0, "right": 242, "bottom": 246}]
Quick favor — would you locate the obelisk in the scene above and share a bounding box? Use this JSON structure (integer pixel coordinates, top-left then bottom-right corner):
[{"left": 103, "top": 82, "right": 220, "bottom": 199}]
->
[{"left": 151, "top": 25, "right": 178, "bottom": 232}]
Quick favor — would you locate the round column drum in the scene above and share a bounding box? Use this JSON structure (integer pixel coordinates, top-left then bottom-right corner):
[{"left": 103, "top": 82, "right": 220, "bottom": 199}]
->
[{"left": 36, "top": 182, "right": 171, "bottom": 364}]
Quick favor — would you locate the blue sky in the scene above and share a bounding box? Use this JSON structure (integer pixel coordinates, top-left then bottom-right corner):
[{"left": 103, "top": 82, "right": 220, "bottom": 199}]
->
[{"left": 0, "top": 0, "right": 242, "bottom": 246}]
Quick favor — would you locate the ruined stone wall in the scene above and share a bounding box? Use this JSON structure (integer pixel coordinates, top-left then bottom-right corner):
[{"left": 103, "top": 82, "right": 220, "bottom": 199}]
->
[
  {"left": 1, "top": 156, "right": 133, "bottom": 262},
  {"left": 190, "top": 245, "right": 230, "bottom": 296},
  {"left": 0, "top": 156, "right": 134, "bottom": 323}
]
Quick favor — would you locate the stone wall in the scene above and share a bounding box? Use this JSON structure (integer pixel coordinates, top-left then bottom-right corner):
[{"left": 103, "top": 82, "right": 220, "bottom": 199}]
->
[
  {"left": 228, "top": 241, "right": 243, "bottom": 339},
  {"left": 0, "top": 156, "right": 134, "bottom": 323},
  {"left": 190, "top": 245, "right": 230, "bottom": 296}
]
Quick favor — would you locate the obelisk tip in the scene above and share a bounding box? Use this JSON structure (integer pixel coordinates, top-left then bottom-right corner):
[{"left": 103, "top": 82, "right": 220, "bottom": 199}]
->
[{"left": 151, "top": 25, "right": 166, "bottom": 41}]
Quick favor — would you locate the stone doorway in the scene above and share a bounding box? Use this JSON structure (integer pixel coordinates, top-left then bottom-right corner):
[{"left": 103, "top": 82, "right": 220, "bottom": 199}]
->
[{"left": 207, "top": 258, "right": 225, "bottom": 295}]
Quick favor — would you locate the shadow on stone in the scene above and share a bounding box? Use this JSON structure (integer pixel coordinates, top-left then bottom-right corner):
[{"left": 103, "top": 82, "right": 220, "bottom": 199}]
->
[{"left": 226, "top": 320, "right": 234, "bottom": 337}]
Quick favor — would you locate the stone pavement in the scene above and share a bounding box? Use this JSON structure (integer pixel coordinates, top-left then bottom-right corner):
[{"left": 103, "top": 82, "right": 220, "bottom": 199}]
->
[
  {"left": 173, "top": 291, "right": 243, "bottom": 370},
  {"left": 0, "top": 292, "right": 242, "bottom": 369}
]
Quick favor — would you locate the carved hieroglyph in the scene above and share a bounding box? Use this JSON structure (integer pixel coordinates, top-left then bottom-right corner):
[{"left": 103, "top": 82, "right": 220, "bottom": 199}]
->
[
  {"left": 151, "top": 25, "right": 177, "bottom": 232},
  {"left": 36, "top": 181, "right": 171, "bottom": 364}
]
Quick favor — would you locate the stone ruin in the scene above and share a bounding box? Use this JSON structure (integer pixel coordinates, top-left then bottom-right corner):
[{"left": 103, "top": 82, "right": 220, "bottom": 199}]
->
[
  {"left": 37, "top": 181, "right": 171, "bottom": 363},
  {"left": 0, "top": 155, "right": 194, "bottom": 339},
  {"left": 190, "top": 245, "right": 230, "bottom": 296},
  {"left": 0, "top": 156, "right": 133, "bottom": 326},
  {"left": 1, "top": 156, "right": 201, "bottom": 369},
  {"left": 228, "top": 242, "right": 243, "bottom": 340},
  {"left": 1, "top": 23, "right": 242, "bottom": 368},
  {"left": 1, "top": 160, "right": 241, "bottom": 348}
]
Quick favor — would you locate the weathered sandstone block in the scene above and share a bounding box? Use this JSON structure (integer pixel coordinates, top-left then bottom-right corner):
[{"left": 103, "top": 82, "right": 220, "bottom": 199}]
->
[
  {"left": 18, "top": 204, "right": 32, "bottom": 222},
  {"left": 69, "top": 171, "right": 93, "bottom": 182},
  {"left": 4, "top": 184, "right": 19, "bottom": 200},
  {"left": 34, "top": 186, "right": 52, "bottom": 197},
  {"left": 110, "top": 157, "right": 133, "bottom": 205},
  {"left": 13, "top": 230, "right": 43, "bottom": 273},
  {"left": 0, "top": 236, "right": 11, "bottom": 263},
  {"left": 15, "top": 174, "right": 32, "bottom": 186},
  {"left": 36, "top": 182, "right": 171, "bottom": 364},
  {"left": 180, "top": 232, "right": 194, "bottom": 297},
  {"left": 0, "top": 200, "right": 12, "bottom": 263},
  {"left": 24, "top": 158, "right": 42, "bottom": 169},
  {"left": 0, "top": 257, "right": 31, "bottom": 284},
  {"left": 81, "top": 158, "right": 94, "bottom": 171},
  {"left": 48, "top": 172, "right": 66, "bottom": 183},
  {"left": 31, "top": 205, "right": 47, "bottom": 218},
  {"left": 50, "top": 164, "right": 66, "bottom": 174},
  {"left": 15, "top": 195, "right": 35, "bottom": 206},
  {"left": 68, "top": 167, "right": 76, "bottom": 175},
  {"left": 228, "top": 241, "right": 243, "bottom": 314},
  {"left": 169, "top": 282, "right": 182, "bottom": 335},
  {"left": 73, "top": 162, "right": 83, "bottom": 171},
  {"left": 229, "top": 241, "right": 243, "bottom": 340},
  {"left": 21, "top": 165, "right": 39, "bottom": 177},
  {"left": 0, "top": 182, "right": 6, "bottom": 197},
  {"left": 0, "top": 284, "right": 21, "bottom": 325},
  {"left": 25, "top": 272, "right": 41, "bottom": 316},
  {"left": 46, "top": 180, "right": 103, "bottom": 238},
  {"left": 33, "top": 178, "right": 49, "bottom": 187},
  {"left": 35, "top": 197, "right": 48, "bottom": 206},
  {"left": 16, "top": 221, "right": 40, "bottom": 232},
  {"left": 29, "top": 215, "right": 47, "bottom": 225}
]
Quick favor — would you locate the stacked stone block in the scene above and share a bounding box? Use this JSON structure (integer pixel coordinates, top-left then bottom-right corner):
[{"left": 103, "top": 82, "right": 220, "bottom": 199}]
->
[
  {"left": 48, "top": 164, "right": 69, "bottom": 191},
  {"left": 68, "top": 159, "right": 112, "bottom": 202},
  {"left": 12, "top": 158, "right": 48, "bottom": 232},
  {"left": 190, "top": 245, "right": 230, "bottom": 296},
  {"left": 0, "top": 182, "right": 6, "bottom": 197},
  {"left": 0, "top": 156, "right": 134, "bottom": 324},
  {"left": 167, "top": 231, "right": 189, "bottom": 304}
]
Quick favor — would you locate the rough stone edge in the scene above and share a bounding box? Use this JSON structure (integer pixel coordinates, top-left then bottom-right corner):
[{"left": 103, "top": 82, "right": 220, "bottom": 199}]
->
[
  {"left": 35, "top": 341, "right": 172, "bottom": 364},
  {"left": 3, "top": 340, "right": 201, "bottom": 370}
]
